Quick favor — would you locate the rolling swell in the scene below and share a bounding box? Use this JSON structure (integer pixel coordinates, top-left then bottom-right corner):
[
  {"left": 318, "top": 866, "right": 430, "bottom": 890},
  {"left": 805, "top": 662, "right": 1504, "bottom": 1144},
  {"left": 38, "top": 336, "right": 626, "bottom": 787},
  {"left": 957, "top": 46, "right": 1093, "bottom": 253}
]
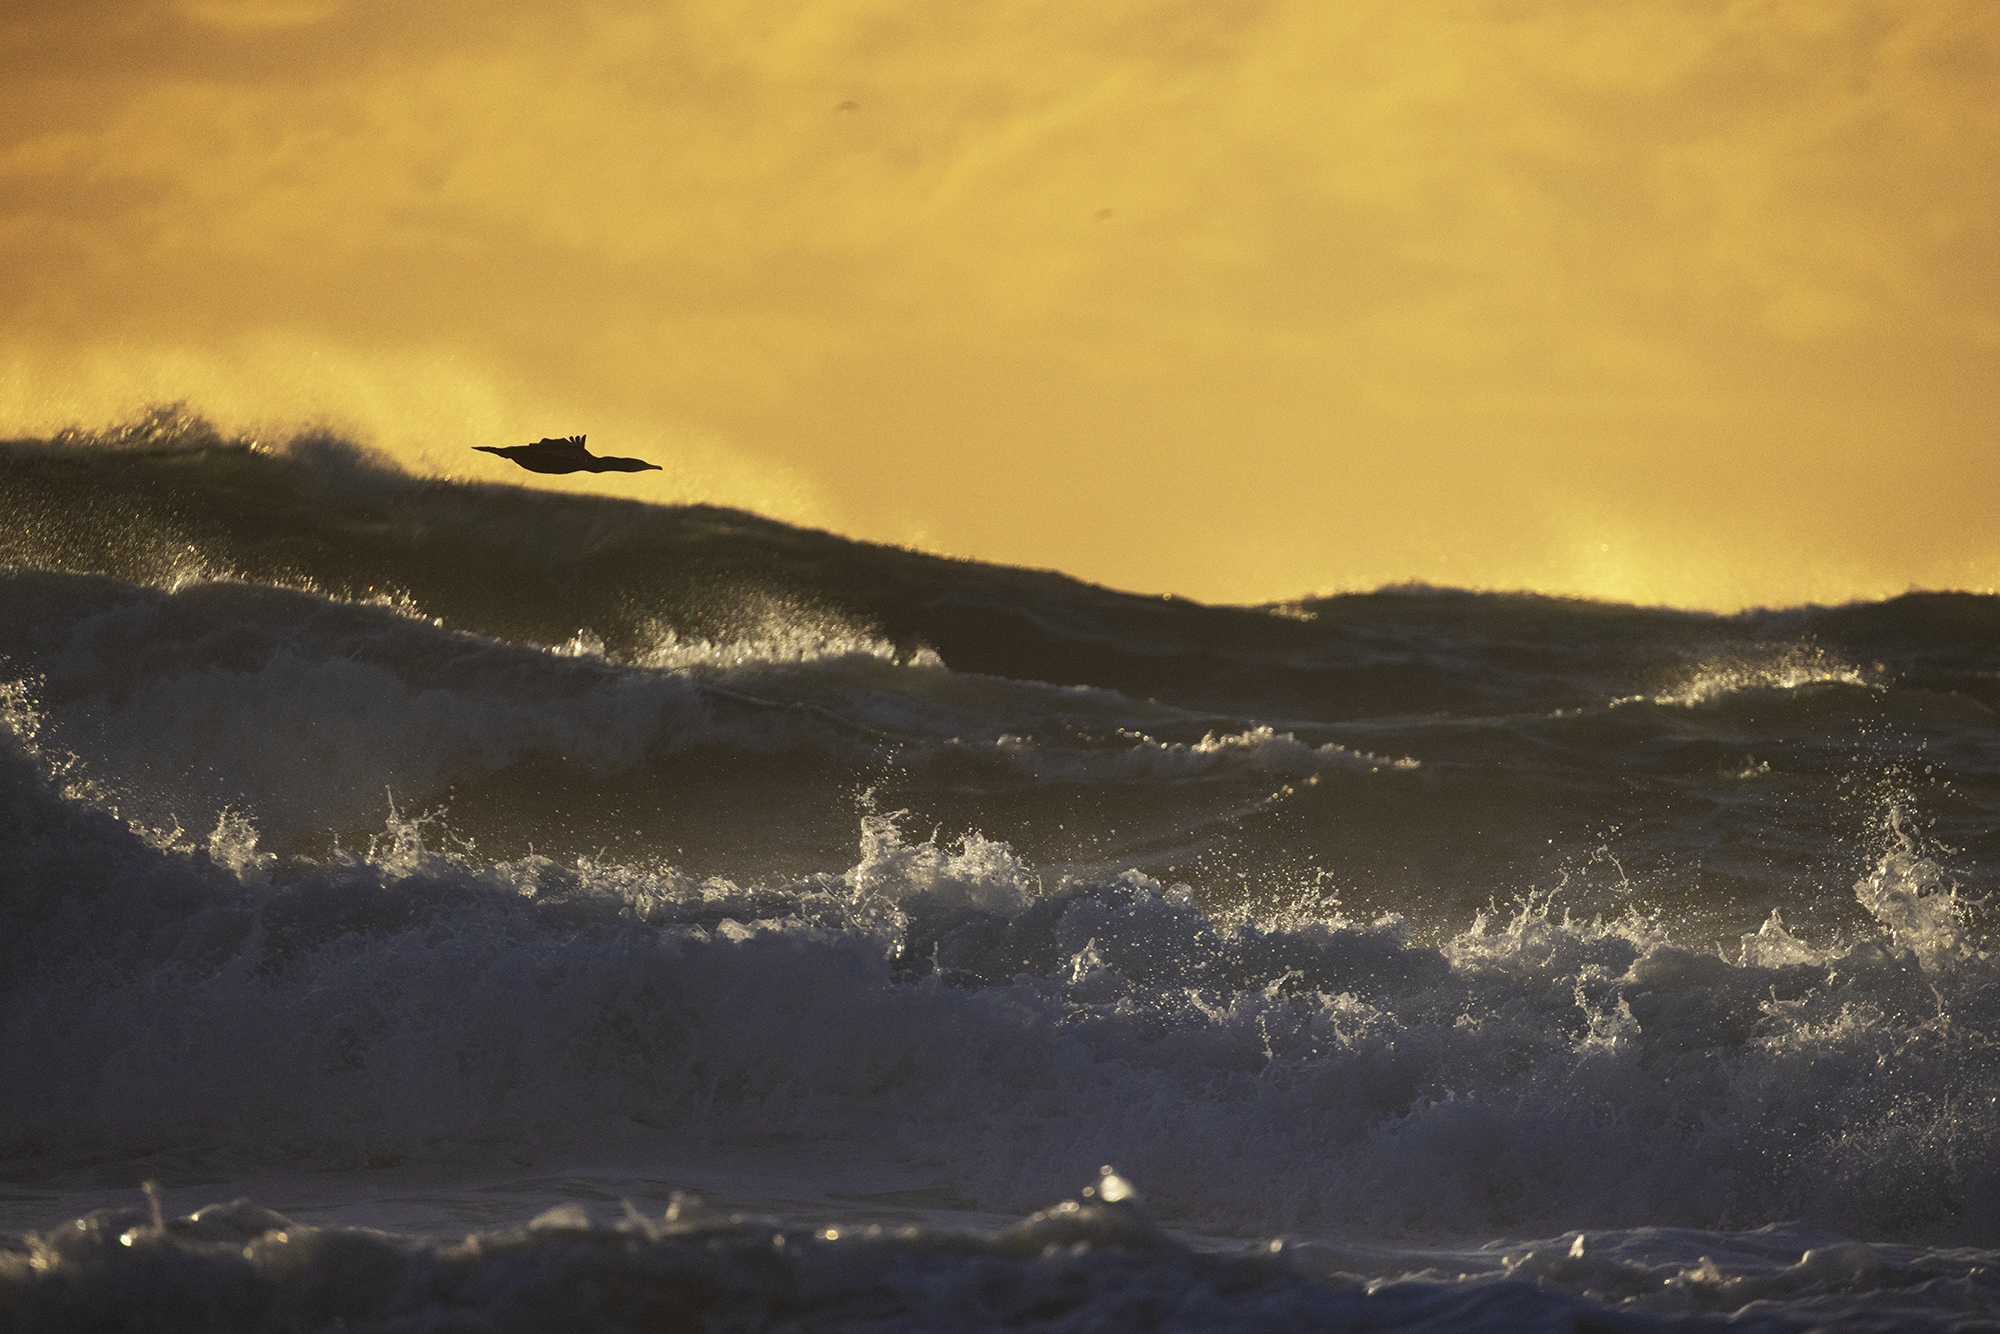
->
[
  {"left": 3, "top": 717, "right": 2000, "bottom": 1249},
  {"left": 8, "top": 413, "right": 1998, "bottom": 721},
  {"left": 4, "top": 417, "right": 2000, "bottom": 927},
  {"left": 7, "top": 409, "right": 2000, "bottom": 1316}
]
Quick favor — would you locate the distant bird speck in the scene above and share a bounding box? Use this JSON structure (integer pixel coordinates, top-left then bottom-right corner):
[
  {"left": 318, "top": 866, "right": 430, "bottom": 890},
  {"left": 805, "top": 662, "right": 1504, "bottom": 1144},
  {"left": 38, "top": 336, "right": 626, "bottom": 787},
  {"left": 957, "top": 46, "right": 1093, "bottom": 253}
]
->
[
  {"left": 834, "top": 100, "right": 861, "bottom": 112},
  {"left": 473, "top": 436, "right": 661, "bottom": 475}
]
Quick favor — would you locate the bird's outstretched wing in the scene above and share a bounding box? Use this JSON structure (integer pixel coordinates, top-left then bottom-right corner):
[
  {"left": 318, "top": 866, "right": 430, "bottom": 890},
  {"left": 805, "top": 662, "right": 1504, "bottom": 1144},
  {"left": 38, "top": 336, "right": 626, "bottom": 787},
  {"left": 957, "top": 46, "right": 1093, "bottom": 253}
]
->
[{"left": 532, "top": 435, "right": 590, "bottom": 453}]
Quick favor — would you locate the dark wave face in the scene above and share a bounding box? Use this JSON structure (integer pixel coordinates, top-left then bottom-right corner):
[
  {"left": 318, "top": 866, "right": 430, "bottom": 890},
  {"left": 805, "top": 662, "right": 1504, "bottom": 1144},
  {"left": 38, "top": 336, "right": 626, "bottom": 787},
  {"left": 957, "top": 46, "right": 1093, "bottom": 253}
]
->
[
  {"left": 6, "top": 417, "right": 1996, "bottom": 932},
  {"left": 5, "top": 414, "right": 2000, "bottom": 1330}
]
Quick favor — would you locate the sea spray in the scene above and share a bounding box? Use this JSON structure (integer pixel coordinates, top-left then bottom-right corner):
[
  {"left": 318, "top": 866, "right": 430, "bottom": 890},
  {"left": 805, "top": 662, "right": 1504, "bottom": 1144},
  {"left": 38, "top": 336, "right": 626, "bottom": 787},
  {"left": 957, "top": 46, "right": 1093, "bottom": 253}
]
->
[{"left": 6, "top": 425, "right": 2000, "bottom": 1329}]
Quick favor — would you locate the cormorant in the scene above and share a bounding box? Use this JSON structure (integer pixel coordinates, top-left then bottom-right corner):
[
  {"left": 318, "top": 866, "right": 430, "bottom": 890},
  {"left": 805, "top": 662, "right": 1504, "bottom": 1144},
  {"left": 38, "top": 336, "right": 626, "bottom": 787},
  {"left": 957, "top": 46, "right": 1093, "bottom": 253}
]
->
[{"left": 473, "top": 436, "right": 662, "bottom": 474}]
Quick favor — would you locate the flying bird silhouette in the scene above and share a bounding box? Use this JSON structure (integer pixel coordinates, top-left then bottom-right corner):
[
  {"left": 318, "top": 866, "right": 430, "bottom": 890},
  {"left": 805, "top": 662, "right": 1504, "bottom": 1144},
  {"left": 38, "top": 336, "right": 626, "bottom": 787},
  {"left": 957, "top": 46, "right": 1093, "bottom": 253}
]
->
[{"left": 473, "top": 435, "right": 661, "bottom": 474}]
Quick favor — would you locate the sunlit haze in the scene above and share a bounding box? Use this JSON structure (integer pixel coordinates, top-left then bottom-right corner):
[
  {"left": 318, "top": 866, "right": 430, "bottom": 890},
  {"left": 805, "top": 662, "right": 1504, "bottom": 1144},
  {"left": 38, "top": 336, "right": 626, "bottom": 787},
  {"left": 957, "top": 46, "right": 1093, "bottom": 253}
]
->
[{"left": 4, "top": 0, "right": 1996, "bottom": 608}]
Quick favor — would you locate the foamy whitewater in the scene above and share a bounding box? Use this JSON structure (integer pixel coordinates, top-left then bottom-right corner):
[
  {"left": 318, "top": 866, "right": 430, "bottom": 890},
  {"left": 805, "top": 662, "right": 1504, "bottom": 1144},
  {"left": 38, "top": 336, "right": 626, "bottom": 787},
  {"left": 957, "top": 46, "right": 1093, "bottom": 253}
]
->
[{"left": 5, "top": 410, "right": 2000, "bottom": 1331}]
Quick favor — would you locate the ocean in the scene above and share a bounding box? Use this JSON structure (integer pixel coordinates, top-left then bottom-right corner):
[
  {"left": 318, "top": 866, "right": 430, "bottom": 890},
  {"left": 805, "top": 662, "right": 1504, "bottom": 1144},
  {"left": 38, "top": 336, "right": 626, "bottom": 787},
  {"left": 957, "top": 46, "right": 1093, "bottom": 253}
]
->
[{"left": 4, "top": 411, "right": 2000, "bottom": 1331}]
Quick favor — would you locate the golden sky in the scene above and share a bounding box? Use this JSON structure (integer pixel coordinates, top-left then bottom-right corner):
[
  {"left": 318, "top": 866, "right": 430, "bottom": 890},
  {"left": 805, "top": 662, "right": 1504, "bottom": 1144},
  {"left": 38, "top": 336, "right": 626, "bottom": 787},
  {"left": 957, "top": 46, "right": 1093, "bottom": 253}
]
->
[{"left": 3, "top": 0, "right": 1996, "bottom": 608}]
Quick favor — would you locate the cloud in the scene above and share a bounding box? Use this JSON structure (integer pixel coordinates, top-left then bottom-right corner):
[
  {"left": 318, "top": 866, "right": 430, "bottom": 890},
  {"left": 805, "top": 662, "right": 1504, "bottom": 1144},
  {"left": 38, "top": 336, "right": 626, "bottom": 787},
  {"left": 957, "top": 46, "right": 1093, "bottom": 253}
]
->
[
  {"left": 2, "top": 0, "right": 1996, "bottom": 606},
  {"left": 176, "top": 0, "right": 346, "bottom": 31}
]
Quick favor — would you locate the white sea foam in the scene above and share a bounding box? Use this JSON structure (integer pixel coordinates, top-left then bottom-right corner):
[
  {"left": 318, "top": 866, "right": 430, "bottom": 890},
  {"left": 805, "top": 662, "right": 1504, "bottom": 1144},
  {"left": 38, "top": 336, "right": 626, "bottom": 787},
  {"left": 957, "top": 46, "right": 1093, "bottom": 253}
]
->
[
  {"left": 629, "top": 614, "right": 943, "bottom": 672},
  {"left": 1851, "top": 807, "right": 1977, "bottom": 969},
  {"left": 3, "top": 734, "right": 1995, "bottom": 1250},
  {"left": 1632, "top": 643, "right": 1877, "bottom": 706},
  {"left": 7, "top": 426, "right": 2000, "bottom": 1331},
  {"left": 1, "top": 573, "right": 1424, "bottom": 858},
  {"left": 548, "top": 597, "right": 940, "bottom": 672},
  {"left": 0, "top": 576, "right": 926, "bottom": 843},
  {"left": 982, "top": 726, "right": 1418, "bottom": 782},
  {"left": 845, "top": 810, "right": 1037, "bottom": 914},
  {"left": 43, "top": 1171, "right": 1988, "bottom": 1332}
]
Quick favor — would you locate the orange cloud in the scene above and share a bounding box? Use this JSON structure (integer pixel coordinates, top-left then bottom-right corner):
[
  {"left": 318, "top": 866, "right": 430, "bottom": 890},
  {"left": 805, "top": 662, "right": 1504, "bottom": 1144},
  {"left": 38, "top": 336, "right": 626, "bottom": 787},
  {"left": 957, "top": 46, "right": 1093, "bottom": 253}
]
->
[{"left": 3, "top": 0, "right": 1996, "bottom": 607}]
